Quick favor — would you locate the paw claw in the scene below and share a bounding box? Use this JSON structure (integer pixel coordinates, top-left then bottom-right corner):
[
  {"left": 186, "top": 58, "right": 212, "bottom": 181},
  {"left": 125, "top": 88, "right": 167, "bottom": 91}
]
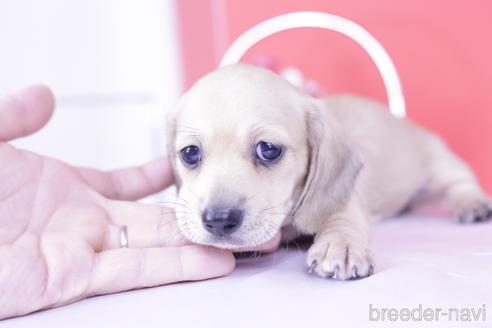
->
[
  {"left": 307, "top": 240, "right": 374, "bottom": 280},
  {"left": 457, "top": 200, "right": 492, "bottom": 224},
  {"left": 331, "top": 265, "right": 340, "bottom": 279},
  {"left": 308, "top": 260, "right": 318, "bottom": 274},
  {"left": 351, "top": 266, "right": 359, "bottom": 279}
]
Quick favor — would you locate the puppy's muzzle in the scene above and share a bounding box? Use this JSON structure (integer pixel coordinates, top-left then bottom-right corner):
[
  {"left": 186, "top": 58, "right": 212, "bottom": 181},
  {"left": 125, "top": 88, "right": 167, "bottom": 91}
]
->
[{"left": 202, "top": 207, "right": 244, "bottom": 237}]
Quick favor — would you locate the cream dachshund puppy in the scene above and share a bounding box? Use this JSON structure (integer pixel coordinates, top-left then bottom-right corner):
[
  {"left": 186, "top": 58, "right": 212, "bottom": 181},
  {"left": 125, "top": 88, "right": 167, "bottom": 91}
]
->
[{"left": 166, "top": 64, "right": 491, "bottom": 280}]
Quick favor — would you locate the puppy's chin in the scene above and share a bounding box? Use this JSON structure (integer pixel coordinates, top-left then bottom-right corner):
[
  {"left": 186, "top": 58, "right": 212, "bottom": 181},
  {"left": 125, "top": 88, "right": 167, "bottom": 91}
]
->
[{"left": 181, "top": 230, "right": 281, "bottom": 251}]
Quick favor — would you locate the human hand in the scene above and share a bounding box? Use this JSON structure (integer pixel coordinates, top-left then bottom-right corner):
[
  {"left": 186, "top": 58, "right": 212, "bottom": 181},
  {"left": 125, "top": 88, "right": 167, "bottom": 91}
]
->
[{"left": 0, "top": 86, "right": 235, "bottom": 319}]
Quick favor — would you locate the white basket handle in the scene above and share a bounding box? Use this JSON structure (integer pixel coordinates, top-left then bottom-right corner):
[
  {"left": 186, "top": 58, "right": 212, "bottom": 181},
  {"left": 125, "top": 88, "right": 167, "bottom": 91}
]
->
[{"left": 219, "top": 11, "right": 406, "bottom": 118}]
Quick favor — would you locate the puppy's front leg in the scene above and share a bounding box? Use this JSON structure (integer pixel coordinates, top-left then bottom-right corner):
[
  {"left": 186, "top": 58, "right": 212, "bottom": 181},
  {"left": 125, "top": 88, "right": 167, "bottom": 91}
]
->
[{"left": 306, "top": 199, "right": 374, "bottom": 280}]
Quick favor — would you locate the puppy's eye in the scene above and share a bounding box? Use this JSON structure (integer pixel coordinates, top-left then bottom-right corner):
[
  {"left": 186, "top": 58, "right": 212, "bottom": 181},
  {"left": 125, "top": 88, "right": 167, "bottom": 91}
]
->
[
  {"left": 255, "top": 141, "right": 283, "bottom": 164},
  {"left": 180, "top": 145, "right": 201, "bottom": 167}
]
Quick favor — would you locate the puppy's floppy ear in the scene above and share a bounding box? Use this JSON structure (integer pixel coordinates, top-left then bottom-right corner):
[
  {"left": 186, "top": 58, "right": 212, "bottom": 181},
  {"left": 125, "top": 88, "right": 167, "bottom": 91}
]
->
[{"left": 293, "top": 101, "right": 363, "bottom": 221}]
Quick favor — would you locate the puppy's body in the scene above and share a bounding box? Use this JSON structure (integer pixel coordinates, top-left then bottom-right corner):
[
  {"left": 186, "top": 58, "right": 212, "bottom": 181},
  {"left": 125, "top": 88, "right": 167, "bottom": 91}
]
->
[
  {"left": 168, "top": 64, "right": 491, "bottom": 280},
  {"left": 316, "top": 96, "right": 455, "bottom": 220},
  {"left": 320, "top": 95, "right": 486, "bottom": 221}
]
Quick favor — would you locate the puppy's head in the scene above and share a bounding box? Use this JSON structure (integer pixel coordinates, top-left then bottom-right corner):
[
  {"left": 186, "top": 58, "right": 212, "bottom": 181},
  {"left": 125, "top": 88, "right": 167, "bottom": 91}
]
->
[{"left": 167, "top": 64, "right": 361, "bottom": 249}]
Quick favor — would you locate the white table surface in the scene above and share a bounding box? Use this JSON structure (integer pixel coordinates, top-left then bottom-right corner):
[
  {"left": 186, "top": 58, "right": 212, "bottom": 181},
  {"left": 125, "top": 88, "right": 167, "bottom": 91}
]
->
[{"left": 2, "top": 216, "right": 491, "bottom": 328}]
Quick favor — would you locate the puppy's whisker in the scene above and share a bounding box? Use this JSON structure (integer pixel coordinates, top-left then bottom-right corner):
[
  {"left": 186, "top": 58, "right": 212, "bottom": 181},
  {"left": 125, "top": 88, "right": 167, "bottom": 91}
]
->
[
  {"left": 158, "top": 211, "right": 191, "bottom": 215},
  {"left": 264, "top": 218, "right": 281, "bottom": 228},
  {"left": 156, "top": 205, "right": 191, "bottom": 215},
  {"left": 154, "top": 201, "right": 189, "bottom": 207},
  {"left": 172, "top": 220, "right": 201, "bottom": 242},
  {"left": 152, "top": 201, "right": 187, "bottom": 206},
  {"left": 174, "top": 133, "right": 201, "bottom": 138},
  {"left": 181, "top": 186, "right": 204, "bottom": 213},
  {"left": 288, "top": 238, "right": 304, "bottom": 256},
  {"left": 259, "top": 199, "right": 292, "bottom": 214},
  {"left": 244, "top": 192, "right": 261, "bottom": 202},
  {"left": 156, "top": 192, "right": 193, "bottom": 206},
  {"left": 174, "top": 129, "right": 200, "bottom": 133},
  {"left": 151, "top": 201, "right": 190, "bottom": 211},
  {"left": 176, "top": 124, "right": 200, "bottom": 131},
  {"left": 166, "top": 130, "right": 201, "bottom": 137},
  {"left": 266, "top": 212, "right": 293, "bottom": 216},
  {"left": 159, "top": 214, "right": 190, "bottom": 225},
  {"left": 175, "top": 129, "right": 199, "bottom": 133}
]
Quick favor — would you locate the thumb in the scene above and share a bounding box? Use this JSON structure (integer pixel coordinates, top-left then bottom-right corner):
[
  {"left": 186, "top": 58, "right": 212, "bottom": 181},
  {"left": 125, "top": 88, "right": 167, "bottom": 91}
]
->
[{"left": 0, "top": 85, "right": 55, "bottom": 141}]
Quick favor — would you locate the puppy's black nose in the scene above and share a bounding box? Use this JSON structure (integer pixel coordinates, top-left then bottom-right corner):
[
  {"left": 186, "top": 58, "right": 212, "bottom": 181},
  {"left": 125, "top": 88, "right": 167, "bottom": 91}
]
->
[{"left": 202, "top": 207, "right": 244, "bottom": 237}]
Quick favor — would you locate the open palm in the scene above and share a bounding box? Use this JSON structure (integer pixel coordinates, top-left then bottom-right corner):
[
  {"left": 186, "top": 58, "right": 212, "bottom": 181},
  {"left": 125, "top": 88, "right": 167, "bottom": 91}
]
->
[{"left": 0, "top": 86, "right": 234, "bottom": 319}]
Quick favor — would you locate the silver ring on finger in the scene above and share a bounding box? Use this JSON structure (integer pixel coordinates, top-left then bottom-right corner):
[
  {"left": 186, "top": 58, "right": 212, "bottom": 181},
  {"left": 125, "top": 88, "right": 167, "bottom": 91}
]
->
[{"left": 120, "top": 225, "right": 129, "bottom": 248}]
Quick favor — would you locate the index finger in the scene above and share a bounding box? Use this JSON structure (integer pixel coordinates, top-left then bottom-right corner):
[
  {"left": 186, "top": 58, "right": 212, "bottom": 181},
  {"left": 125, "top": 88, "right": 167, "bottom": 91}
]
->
[
  {"left": 77, "top": 156, "right": 174, "bottom": 201},
  {"left": 0, "top": 85, "right": 54, "bottom": 142}
]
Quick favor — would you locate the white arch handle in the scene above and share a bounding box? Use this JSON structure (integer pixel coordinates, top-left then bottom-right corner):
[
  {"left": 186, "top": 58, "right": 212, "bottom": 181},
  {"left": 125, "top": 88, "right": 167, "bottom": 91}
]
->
[{"left": 219, "top": 11, "right": 406, "bottom": 118}]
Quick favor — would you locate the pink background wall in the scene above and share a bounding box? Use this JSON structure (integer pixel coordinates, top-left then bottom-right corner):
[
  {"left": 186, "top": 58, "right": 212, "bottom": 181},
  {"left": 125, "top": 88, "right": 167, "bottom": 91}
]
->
[{"left": 176, "top": 0, "right": 492, "bottom": 193}]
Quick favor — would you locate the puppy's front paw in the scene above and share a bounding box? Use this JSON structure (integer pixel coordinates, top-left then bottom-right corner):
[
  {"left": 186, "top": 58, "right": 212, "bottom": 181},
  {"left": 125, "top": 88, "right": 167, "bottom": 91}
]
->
[
  {"left": 457, "top": 199, "right": 492, "bottom": 224},
  {"left": 307, "top": 240, "right": 374, "bottom": 280}
]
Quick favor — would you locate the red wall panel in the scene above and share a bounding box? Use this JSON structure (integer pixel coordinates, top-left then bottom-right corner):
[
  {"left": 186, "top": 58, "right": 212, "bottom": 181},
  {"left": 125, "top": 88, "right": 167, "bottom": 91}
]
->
[{"left": 177, "top": 0, "right": 492, "bottom": 193}]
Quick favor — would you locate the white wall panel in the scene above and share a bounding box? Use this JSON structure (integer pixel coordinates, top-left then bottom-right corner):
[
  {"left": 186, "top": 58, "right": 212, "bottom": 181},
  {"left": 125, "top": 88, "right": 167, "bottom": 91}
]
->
[{"left": 0, "top": 0, "right": 182, "bottom": 170}]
